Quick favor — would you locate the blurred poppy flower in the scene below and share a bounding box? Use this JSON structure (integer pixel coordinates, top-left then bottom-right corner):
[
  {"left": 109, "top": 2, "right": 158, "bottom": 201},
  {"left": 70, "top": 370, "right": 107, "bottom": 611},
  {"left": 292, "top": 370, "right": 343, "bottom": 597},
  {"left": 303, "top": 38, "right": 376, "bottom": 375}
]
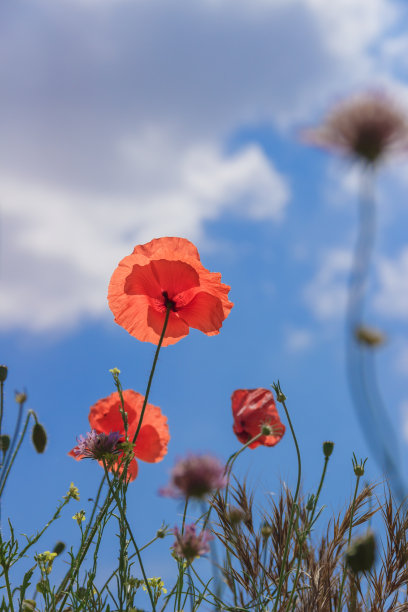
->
[
  {"left": 231, "top": 388, "right": 285, "bottom": 449},
  {"left": 69, "top": 390, "right": 169, "bottom": 481},
  {"left": 108, "top": 237, "right": 233, "bottom": 346},
  {"left": 303, "top": 91, "right": 408, "bottom": 164}
]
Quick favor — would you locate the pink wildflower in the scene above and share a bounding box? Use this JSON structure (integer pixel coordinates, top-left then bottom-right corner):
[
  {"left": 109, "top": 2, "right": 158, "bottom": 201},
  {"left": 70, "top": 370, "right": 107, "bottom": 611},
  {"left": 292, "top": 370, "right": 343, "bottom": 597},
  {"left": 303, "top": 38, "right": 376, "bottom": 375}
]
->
[
  {"left": 73, "top": 430, "right": 122, "bottom": 461},
  {"left": 172, "top": 524, "right": 213, "bottom": 563},
  {"left": 159, "top": 453, "right": 227, "bottom": 499}
]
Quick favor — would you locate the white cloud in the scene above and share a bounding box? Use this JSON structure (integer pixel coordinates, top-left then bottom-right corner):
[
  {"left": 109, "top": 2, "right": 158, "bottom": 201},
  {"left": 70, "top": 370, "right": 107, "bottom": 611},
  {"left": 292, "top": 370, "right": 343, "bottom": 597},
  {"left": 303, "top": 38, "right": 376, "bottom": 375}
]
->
[
  {"left": 303, "top": 249, "right": 352, "bottom": 320},
  {"left": 1, "top": 0, "right": 407, "bottom": 332},
  {"left": 374, "top": 248, "right": 408, "bottom": 319},
  {"left": 0, "top": 143, "right": 288, "bottom": 331},
  {"left": 285, "top": 328, "right": 314, "bottom": 353}
]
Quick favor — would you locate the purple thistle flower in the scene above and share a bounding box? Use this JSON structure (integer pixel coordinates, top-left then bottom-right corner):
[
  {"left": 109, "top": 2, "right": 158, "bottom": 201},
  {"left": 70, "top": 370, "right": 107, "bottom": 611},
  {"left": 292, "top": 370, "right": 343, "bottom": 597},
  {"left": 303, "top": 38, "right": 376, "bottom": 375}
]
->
[
  {"left": 74, "top": 430, "right": 122, "bottom": 460},
  {"left": 159, "top": 453, "right": 228, "bottom": 499},
  {"left": 172, "top": 524, "right": 213, "bottom": 563}
]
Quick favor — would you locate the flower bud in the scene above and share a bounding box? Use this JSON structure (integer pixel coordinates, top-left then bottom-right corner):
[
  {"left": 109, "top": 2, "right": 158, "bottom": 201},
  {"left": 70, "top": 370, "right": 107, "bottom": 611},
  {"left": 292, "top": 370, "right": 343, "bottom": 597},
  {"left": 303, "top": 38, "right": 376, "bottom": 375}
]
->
[
  {"left": 0, "top": 435, "right": 10, "bottom": 452},
  {"left": 15, "top": 391, "right": 27, "bottom": 404},
  {"left": 355, "top": 325, "right": 385, "bottom": 347},
  {"left": 345, "top": 529, "right": 376, "bottom": 573},
  {"left": 352, "top": 453, "right": 368, "bottom": 477},
  {"left": 261, "top": 523, "right": 273, "bottom": 539},
  {"left": 228, "top": 506, "right": 248, "bottom": 526},
  {"left": 0, "top": 365, "right": 8, "bottom": 383},
  {"left": 32, "top": 423, "right": 47, "bottom": 453},
  {"left": 323, "top": 441, "right": 334, "bottom": 458},
  {"left": 156, "top": 526, "right": 167, "bottom": 539},
  {"left": 52, "top": 541, "right": 66, "bottom": 556},
  {"left": 306, "top": 494, "right": 315, "bottom": 512}
]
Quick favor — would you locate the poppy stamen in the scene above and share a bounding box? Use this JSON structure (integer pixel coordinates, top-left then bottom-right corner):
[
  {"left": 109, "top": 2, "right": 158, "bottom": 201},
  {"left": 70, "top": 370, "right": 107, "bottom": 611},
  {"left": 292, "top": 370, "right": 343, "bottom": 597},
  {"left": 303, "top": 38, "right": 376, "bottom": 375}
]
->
[{"left": 162, "top": 291, "right": 177, "bottom": 312}]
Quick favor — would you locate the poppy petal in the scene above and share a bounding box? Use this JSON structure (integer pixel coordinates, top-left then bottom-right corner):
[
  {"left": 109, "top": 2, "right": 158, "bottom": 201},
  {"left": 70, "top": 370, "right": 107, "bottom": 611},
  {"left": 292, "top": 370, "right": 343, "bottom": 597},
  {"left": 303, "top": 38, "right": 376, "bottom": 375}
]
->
[
  {"left": 178, "top": 292, "right": 225, "bottom": 334},
  {"left": 125, "top": 260, "right": 200, "bottom": 300},
  {"left": 134, "top": 424, "right": 169, "bottom": 462},
  {"left": 147, "top": 306, "right": 190, "bottom": 346}
]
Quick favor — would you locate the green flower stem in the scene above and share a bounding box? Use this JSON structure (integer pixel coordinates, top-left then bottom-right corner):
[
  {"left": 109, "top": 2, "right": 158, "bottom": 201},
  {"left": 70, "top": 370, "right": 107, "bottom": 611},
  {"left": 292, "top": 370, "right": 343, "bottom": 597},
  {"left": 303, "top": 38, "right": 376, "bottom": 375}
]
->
[
  {"left": 0, "top": 409, "right": 33, "bottom": 498},
  {"left": 111, "top": 371, "right": 128, "bottom": 439},
  {"left": 181, "top": 497, "right": 189, "bottom": 534},
  {"left": 3, "top": 562, "right": 14, "bottom": 612},
  {"left": 272, "top": 384, "right": 302, "bottom": 612},
  {"left": 56, "top": 483, "right": 119, "bottom": 611},
  {"left": 102, "top": 461, "right": 156, "bottom": 612},
  {"left": 223, "top": 432, "right": 263, "bottom": 505},
  {"left": 101, "top": 529, "right": 168, "bottom": 598},
  {"left": 0, "top": 399, "right": 26, "bottom": 492},
  {"left": 337, "top": 473, "right": 362, "bottom": 612},
  {"left": 84, "top": 474, "right": 106, "bottom": 541},
  {"left": 132, "top": 305, "right": 171, "bottom": 445},
  {"left": 59, "top": 312, "right": 171, "bottom": 608}
]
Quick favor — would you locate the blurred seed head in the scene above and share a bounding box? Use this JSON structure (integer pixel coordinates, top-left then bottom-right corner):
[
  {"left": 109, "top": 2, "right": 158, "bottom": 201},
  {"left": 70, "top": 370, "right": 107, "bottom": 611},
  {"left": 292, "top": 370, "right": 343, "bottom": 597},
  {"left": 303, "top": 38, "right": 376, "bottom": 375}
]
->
[{"left": 304, "top": 91, "right": 408, "bottom": 165}]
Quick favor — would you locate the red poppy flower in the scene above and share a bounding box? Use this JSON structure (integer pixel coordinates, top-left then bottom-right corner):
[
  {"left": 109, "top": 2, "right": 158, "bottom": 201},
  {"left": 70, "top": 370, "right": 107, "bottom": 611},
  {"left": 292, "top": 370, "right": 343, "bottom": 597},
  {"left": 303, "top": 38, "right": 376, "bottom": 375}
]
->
[
  {"left": 108, "top": 237, "right": 233, "bottom": 346},
  {"left": 231, "top": 388, "right": 285, "bottom": 449},
  {"left": 69, "top": 390, "right": 170, "bottom": 481}
]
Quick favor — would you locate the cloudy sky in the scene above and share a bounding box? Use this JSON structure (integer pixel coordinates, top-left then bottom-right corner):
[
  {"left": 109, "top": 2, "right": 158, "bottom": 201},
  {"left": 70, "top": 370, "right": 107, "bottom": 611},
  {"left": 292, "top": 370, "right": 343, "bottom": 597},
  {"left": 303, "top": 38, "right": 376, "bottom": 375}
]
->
[{"left": 2, "top": 0, "right": 408, "bottom": 603}]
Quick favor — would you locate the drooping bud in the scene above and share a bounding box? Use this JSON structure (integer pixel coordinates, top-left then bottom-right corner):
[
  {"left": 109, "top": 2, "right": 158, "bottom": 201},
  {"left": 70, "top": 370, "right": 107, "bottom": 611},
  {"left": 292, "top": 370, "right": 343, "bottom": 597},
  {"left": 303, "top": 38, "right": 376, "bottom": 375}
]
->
[
  {"left": 0, "top": 365, "right": 8, "bottom": 383},
  {"left": 52, "top": 541, "right": 66, "bottom": 556},
  {"left": 345, "top": 529, "right": 376, "bottom": 573},
  {"left": 32, "top": 423, "right": 47, "bottom": 453},
  {"left": 0, "top": 435, "right": 10, "bottom": 452},
  {"left": 323, "top": 441, "right": 334, "bottom": 458}
]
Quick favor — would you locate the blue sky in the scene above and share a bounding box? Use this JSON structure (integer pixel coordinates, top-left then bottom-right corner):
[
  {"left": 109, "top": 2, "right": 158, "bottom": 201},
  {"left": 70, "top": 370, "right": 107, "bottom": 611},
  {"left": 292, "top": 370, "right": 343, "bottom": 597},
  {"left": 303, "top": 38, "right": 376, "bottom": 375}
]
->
[{"left": 2, "top": 0, "right": 408, "bottom": 605}]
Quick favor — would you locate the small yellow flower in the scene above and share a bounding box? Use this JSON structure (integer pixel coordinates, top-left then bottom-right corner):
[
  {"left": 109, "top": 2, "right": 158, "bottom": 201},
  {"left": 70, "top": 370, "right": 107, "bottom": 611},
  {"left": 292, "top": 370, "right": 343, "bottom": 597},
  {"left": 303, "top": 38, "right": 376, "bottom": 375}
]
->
[
  {"left": 64, "top": 482, "right": 80, "bottom": 501},
  {"left": 72, "top": 510, "right": 86, "bottom": 525},
  {"left": 35, "top": 551, "right": 57, "bottom": 575}
]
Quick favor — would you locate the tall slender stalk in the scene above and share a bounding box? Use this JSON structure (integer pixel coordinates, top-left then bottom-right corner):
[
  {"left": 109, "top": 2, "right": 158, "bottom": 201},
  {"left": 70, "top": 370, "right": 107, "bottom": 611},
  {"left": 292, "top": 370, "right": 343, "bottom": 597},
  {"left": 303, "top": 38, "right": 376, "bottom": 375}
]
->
[
  {"left": 272, "top": 382, "right": 302, "bottom": 612},
  {"left": 345, "top": 166, "right": 405, "bottom": 501}
]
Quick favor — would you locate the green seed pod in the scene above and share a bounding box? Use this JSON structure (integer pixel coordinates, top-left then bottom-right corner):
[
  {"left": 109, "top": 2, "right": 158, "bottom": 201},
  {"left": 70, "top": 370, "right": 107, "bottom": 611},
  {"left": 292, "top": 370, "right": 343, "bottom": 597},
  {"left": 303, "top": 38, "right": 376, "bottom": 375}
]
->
[
  {"left": 345, "top": 529, "right": 376, "bottom": 573},
  {"left": 0, "top": 435, "right": 10, "bottom": 452},
  {"left": 0, "top": 365, "right": 8, "bottom": 382},
  {"left": 52, "top": 541, "right": 66, "bottom": 556},
  {"left": 323, "top": 441, "right": 334, "bottom": 457},
  {"left": 32, "top": 423, "right": 47, "bottom": 453}
]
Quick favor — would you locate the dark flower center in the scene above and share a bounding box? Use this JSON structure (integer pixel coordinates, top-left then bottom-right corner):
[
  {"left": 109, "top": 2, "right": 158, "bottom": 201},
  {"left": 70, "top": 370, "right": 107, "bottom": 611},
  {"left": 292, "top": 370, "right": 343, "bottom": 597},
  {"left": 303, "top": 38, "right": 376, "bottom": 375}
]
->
[{"left": 162, "top": 291, "right": 177, "bottom": 311}]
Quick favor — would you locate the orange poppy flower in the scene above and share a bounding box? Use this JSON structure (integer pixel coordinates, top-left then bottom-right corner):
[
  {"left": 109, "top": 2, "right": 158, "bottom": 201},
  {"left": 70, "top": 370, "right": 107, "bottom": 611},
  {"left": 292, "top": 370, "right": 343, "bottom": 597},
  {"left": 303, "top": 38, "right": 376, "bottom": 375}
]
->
[
  {"left": 108, "top": 237, "right": 233, "bottom": 346},
  {"left": 69, "top": 390, "right": 170, "bottom": 481},
  {"left": 231, "top": 388, "right": 285, "bottom": 449}
]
